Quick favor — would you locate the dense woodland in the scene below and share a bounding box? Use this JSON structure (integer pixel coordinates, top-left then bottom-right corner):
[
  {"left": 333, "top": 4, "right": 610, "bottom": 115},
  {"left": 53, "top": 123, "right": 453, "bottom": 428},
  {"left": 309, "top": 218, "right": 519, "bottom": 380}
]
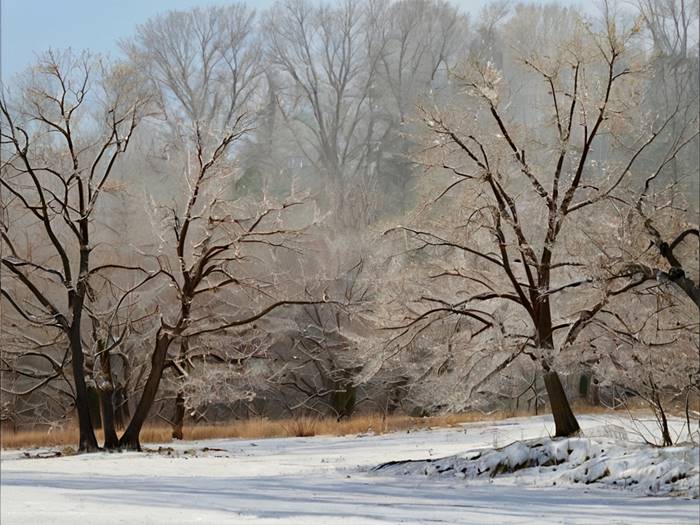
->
[{"left": 1, "top": 0, "right": 698, "bottom": 451}]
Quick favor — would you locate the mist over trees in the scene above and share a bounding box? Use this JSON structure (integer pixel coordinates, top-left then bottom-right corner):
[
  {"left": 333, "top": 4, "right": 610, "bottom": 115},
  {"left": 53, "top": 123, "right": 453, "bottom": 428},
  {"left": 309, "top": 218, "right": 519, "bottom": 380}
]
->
[{"left": 1, "top": 0, "right": 698, "bottom": 451}]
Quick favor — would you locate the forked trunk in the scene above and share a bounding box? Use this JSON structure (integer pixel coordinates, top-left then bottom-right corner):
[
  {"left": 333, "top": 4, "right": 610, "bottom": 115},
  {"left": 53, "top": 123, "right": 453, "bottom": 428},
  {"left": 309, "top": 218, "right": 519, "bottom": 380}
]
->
[{"left": 543, "top": 370, "right": 580, "bottom": 437}]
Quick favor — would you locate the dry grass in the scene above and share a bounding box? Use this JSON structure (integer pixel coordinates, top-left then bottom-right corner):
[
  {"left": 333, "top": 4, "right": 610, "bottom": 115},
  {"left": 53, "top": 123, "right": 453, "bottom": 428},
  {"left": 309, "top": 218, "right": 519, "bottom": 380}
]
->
[
  {"left": 1, "top": 428, "right": 81, "bottom": 451},
  {"left": 0, "top": 403, "right": 632, "bottom": 450}
]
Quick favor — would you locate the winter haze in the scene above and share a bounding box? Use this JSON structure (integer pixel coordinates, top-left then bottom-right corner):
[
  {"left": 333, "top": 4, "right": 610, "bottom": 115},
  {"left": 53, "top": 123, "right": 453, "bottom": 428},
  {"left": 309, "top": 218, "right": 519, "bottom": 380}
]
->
[{"left": 1, "top": 0, "right": 698, "bottom": 524}]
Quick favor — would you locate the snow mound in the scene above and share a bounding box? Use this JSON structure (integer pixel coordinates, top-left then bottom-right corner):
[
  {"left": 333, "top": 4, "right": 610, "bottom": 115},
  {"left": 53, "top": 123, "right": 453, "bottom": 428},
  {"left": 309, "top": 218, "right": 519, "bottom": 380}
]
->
[{"left": 373, "top": 437, "right": 699, "bottom": 498}]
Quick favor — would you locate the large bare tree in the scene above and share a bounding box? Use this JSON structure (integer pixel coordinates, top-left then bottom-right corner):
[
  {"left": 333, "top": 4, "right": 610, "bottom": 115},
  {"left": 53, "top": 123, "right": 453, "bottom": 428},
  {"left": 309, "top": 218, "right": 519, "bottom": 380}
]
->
[
  {"left": 1, "top": 51, "right": 149, "bottom": 451},
  {"left": 108, "top": 5, "right": 331, "bottom": 448},
  {"left": 385, "top": 5, "right": 697, "bottom": 436},
  {"left": 115, "top": 124, "right": 326, "bottom": 449}
]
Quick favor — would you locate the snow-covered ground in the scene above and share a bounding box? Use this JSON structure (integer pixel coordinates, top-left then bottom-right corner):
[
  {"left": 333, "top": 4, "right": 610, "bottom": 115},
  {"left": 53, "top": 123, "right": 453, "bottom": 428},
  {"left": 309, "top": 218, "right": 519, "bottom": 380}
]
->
[
  {"left": 2, "top": 414, "right": 698, "bottom": 524},
  {"left": 375, "top": 435, "right": 698, "bottom": 497}
]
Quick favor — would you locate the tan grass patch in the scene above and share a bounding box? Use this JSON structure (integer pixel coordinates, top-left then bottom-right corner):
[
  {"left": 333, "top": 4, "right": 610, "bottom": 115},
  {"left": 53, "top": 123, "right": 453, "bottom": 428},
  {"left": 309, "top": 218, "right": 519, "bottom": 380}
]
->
[{"left": 0, "top": 403, "right": 633, "bottom": 450}]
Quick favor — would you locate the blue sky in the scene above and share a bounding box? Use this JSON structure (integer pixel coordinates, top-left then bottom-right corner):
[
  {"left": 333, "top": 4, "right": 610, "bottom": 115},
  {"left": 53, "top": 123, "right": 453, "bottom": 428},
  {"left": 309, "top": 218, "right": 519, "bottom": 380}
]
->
[
  {"left": 0, "top": 0, "right": 270, "bottom": 80},
  {"left": 1, "top": 0, "right": 588, "bottom": 82}
]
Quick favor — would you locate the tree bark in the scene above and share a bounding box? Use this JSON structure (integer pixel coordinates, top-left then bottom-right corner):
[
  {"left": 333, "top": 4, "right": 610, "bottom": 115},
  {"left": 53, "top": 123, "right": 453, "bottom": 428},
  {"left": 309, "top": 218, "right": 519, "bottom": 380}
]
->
[
  {"left": 543, "top": 370, "right": 581, "bottom": 437},
  {"left": 72, "top": 214, "right": 99, "bottom": 452},
  {"left": 99, "top": 389, "right": 119, "bottom": 449},
  {"left": 535, "top": 291, "right": 581, "bottom": 438},
  {"left": 113, "top": 386, "right": 130, "bottom": 429},
  {"left": 68, "top": 327, "right": 99, "bottom": 452},
  {"left": 118, "top": 332, "right": 172, "bottom": 450},
  {"left": 97, "top": 342, "right": 119, "bottom": 449},
  {"left": 172, "top": 391, "right": 186, "bottom": 440},
  {"left": 171, "top": 334, "right": 190, "bottom": 440},
  {"left": 650, "top": 374, "right": 673, "bottom": 446}
]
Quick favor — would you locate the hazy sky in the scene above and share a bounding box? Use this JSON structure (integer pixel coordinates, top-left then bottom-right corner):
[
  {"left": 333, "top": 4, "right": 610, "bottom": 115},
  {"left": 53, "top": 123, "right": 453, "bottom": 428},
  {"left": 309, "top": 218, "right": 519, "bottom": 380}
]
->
[{"left": 0, "top": 0, "right": 589, "bottom": 82}]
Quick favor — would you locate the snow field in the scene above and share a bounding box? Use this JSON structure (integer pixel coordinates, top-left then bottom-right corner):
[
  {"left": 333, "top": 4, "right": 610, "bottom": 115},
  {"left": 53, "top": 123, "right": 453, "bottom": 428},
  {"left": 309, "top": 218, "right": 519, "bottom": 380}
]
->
[{"left": 2, "top": 414, "right": 698, "bottom": 524}]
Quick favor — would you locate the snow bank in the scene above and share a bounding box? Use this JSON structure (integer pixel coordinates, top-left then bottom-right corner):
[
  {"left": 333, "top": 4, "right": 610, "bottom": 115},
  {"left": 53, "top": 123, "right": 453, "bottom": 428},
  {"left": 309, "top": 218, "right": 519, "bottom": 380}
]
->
[{"left": 373, "top": 437, "right": 699, "bottom": 498}]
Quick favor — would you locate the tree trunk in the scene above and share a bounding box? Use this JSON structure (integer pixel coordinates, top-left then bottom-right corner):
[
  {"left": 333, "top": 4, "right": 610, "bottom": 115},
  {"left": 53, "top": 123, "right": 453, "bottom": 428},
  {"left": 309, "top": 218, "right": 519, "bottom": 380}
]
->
[
  {"left": 172, "top": 391, "right": 185, "bottom": 440},
  {"left": 113, "top": 386, "right": 130, "bottom": 429},
  {"left": 658, "top": 405, "right": 673, "bottom": 447},
  {"left": 88, "top": 386, "right": 102, "bottom": 429},
  {"left": 543, "top": 370, "right": 581, "bottom": 437},
  {"left": 118, "top": 332, "right": 172, "bottom": 450},
  {"left": 97, "top": 340, "right": 119, "bottom": 449},
  {"left": 534, "top": 289, "right": 581, "bottom": 438},
  {"left": 651, "top": 375, "right": 673, "bottom": 446},
  {"left": 68, "top": 327, "right": 99, "bottom": 452},
  {"left": 171, "top": 334, "right": 190, "bottom": 440},
  {"left": 99, "top": 389, "right": 119, "bottom": 449},
  {"left": 71, "top": 207, "right": 99, "bottom": 452}
]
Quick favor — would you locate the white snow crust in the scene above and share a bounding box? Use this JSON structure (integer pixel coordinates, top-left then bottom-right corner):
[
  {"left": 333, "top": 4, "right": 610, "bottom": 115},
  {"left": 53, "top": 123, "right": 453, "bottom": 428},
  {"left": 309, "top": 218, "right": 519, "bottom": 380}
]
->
[{"left": 2, "top": 414, "right": 698, "bottom": 524}]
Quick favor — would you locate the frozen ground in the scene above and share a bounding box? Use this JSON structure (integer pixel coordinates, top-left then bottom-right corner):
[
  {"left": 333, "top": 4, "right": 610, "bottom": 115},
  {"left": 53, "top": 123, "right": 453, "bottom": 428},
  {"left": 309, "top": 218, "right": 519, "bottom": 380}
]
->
[{"left": 2, "top": 414, "right": 698, "bottom": 524}]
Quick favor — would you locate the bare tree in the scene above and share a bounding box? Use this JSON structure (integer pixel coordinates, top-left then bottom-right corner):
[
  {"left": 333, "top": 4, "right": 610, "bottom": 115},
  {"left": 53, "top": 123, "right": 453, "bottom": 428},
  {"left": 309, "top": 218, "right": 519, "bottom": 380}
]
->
[
  {"left": 636, "top": 0, "right": 700, "bottom": 196},
  {"left": 637, "top": 0, "right": 698, "bottom": 59},
  {"left": 108, "top": 119, "right": 331, "bottom": 449},
  {"left": 368, "top": 0, "right": 469, "bottom": 214},
  {"left": 1, "top": 51, "right": 149, "bottom": 451},
  {"left": 384, "top": 5, "right": 696, "bottom": 437},
  {"left": 122, "top": 3, "right": 262, "bottom": 136},
  {"left": 377, "top": 0, "right": 467, "bottom": 122},
  {"left": 102, "top": 5, "right": 335, "bottom": 448},
  {"left": 622, "top": 186, "right": 699, "bottom": 308},
  {"left": 582, "top": 277, "right": 699, "bottom": 446},
  {"left": 265, "top": 257, "right": 373, "bottom": 420},
  {"left": 265, "top": 0, "right": 389, "bottom": 226}
]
